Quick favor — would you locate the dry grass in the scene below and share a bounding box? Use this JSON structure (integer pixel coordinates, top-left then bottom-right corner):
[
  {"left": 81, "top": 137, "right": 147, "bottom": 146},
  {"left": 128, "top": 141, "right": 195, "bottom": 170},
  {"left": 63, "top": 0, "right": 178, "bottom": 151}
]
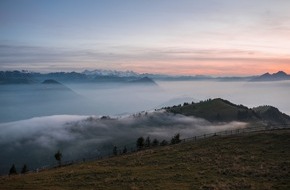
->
[{"left": 1, "top": 129, "right": 290, "bottom": 190}]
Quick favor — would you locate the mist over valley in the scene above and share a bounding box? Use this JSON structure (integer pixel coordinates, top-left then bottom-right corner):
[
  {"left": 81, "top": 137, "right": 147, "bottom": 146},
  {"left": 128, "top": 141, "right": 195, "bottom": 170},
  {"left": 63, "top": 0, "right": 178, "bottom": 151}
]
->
[
  {"left": 0, "top": 73, "right": 290, "bottom": 174},
  {"left": 1, "top": 70, "right": 290, "bottom": 121}
]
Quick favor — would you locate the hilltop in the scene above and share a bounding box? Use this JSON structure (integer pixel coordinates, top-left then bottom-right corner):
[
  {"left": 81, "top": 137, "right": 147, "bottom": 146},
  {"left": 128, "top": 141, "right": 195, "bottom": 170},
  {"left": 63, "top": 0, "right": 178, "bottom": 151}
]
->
[
  {"left": 251, "top": 71, "right": 290, "bottom": 81},
  {"left": 42, "top": 79, "right": 62, "bottom": 85},
  {"left": 129, "top": 77, "right": 157, "bottom": 85},
  {"left": 165, "top": 98, "right": 290, "bottom": 125},
  {"left": 253, "top": 106, "right": 290, "bottom": 124},
  {"left": 1, "top": 129, "right": 289, "bottom": 189},
  {"left": 41, "top": 79, "right": 74, "bottom": 91}
]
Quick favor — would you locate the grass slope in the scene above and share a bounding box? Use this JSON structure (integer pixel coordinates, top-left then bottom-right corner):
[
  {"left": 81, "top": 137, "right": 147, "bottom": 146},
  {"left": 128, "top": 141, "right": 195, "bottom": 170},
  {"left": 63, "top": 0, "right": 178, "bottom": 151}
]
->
[
  {"left": 166, "top": 98, "right": 260, "bottom": 122},
  {"left": 253, "top": 106, "right": 290, "bottom": 125},
  {"left": 165, "top": 98, "right": 290, "bottom": 124},
  {"left": 1, "top": 129, "right": 290, "bottom": 189}
]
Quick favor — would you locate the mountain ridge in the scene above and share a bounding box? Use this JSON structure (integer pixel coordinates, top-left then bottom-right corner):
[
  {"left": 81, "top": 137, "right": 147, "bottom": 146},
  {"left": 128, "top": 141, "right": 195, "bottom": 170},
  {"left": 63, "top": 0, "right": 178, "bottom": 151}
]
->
[
  {"left": 165, "top": 98, "right": 290, "bottom": 125},
  {"left": 42, "top": 79, "right": 62, "bottom": 85},
  {"left": 0, "top": 70, "right": 158, "bottom": 85},
  {"left": 251, "top": 71, "right": 290, "bottom": 81},
  {"left": 1, "top": 70, "right": 290, "bottom": 83}
]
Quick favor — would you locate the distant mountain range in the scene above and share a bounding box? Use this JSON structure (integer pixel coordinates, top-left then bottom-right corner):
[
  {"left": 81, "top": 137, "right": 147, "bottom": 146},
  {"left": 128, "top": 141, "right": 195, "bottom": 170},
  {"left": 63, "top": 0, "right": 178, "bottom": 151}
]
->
[
  {"left": 165, "top": 98, "right": 290, "bottom": 125},
  {"left": 0, "top": 70, "right": 158, "bottom": 85},
  {"left": 83, "top": 69, "right": 290, "bottom": 82},
  {"left": 251, "top": 71, "right": 290, "bottom": 81},
  {"left": 0, "top": 70, "right": 289, "bottom": 84},
  {"left": 82, "top": 69, "right": 140, "bottom": 77}
]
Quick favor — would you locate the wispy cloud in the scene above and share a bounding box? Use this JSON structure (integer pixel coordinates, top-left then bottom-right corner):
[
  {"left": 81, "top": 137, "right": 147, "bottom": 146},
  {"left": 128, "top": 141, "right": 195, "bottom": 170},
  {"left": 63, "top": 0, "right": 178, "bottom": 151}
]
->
[
  {"left": 1, "top": 44, "right": 290, "bottom": 75},
  {"left": 1, "top": 0, "right": 290, "bottom": 75}
]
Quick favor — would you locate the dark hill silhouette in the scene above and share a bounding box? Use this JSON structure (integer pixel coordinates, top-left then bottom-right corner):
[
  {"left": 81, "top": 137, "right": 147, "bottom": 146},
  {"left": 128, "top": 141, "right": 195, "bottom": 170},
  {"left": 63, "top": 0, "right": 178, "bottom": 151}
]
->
[
  {"left": 251, "top": 71, "right": 290, "bottom": 81},
  {"left": 0, "top": 71, "right": 35, "bottom": 84},
  {"left": 7, "top": 70, "right": 289, "bottom": 83},
  {"left": 129, "top": 77, "right": 157, "bottom": 85},
  {"left": 41, "top": 79, "right": 73, "bottom": 91},
  {"left": 165, "top": 98, "right": 290, "bottom": 125},
  {"left": 41, "top": 79, "right": 61, "bottom": 84},
  {"left": 253, "top": 106, "right": 290, "bottom": 125}
]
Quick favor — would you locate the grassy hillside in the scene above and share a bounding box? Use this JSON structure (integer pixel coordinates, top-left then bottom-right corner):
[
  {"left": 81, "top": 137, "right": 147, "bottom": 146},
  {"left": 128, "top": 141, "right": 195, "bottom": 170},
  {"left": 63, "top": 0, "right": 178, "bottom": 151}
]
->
[
  {"left": 165, "top": 98, "right": 290, "bottom": 124},
  {"left": 253, "top": 106, "right": 290, "bottom": 125},
  {"left": 1, "top": 129, "right": 290, "bottom": 190}
]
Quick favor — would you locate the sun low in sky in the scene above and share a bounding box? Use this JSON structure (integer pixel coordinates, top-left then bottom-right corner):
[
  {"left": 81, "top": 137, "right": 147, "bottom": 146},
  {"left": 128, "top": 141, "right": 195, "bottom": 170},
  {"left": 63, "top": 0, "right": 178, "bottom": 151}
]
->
[{"left": 0, "top": 0, "right": 290, "bottom": 76}]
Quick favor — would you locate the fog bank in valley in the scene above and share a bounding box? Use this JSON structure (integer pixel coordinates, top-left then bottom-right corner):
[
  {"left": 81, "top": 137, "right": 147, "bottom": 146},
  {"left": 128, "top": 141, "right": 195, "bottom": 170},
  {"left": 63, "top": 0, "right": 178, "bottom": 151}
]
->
[
  {"left": 0, "top": 80, "right": 290, "bottom": 123},
  {"left": 0, "top": 112, "right": 247, "bottom": 175},
  {"left": 0, "top": 80, "right": 289, "bottom": 174}
]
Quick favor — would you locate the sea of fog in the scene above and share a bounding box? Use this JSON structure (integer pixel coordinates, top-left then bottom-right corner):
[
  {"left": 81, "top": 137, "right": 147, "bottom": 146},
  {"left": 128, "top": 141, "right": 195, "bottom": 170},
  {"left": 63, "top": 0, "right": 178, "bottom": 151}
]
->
[
  {"left": 0, "top": 80, "right": 290, "bottom": 123},
  {"left": 68, "top": 80, "right": 290, "bottom": 116},
  {"left": 0, "top": 80, "right": 289, "bottom": 174}
]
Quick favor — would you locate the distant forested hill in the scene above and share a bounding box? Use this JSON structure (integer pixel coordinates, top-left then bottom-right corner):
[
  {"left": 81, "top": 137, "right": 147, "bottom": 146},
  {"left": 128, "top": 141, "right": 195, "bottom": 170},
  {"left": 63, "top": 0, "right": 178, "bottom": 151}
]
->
[{"left": 165, "top": 98, "right": 290, "bottom": 125}]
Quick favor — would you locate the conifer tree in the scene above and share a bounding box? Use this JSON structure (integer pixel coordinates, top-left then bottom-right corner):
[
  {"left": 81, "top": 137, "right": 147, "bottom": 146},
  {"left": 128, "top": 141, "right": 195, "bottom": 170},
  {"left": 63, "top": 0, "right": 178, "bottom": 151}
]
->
[
  {"left": 145, "top": 136, "right": 151, "bottom": 148},
  {"left": 123, "top": 146, "right": 127, "bottom": 154},
  {"left": 54, "top": 150, "right": 62, "bottom": 166},
  {"left": 136, "top": 137, "right": 145, "bottom": 150},
  {"left": 171, "top": 133, "right": 181, "bottom": 144},
  {"left": 152, "top": 138, "right": 159, "bottom": 146},
  {"left": 21, "top": 164, "right": 28, "bottom": 174},
  {"left": 9, "top": 164, "right": 17, "bottom": 175},
  {"left": 113, "top": 146, "right": 118, "bottom": 156},
  {"left": 160, "top": 139, "right": 168, "bottom": 146}
]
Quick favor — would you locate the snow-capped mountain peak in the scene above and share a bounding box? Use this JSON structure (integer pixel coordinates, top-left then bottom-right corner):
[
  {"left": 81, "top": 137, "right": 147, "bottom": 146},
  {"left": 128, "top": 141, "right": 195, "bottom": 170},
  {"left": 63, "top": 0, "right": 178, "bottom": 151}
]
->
[{"left": 82, "top": 69, "right": 139, "bottom": 77}]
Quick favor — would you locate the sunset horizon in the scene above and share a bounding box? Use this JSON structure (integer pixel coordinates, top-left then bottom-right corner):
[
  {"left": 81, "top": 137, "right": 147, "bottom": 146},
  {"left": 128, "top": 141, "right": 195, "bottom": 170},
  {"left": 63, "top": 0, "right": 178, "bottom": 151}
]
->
[
  {"left": 1, "top": 67, "right": 289, "bottom": 78},
  {"left": 1, "top": 0, "right": 290, "bottom": 76}
]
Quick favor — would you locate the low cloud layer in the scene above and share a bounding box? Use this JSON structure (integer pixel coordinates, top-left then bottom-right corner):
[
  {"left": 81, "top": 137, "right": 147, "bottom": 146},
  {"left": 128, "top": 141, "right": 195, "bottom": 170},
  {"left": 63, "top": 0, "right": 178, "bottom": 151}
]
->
[{"left": 0, "top": 111, "right": 247, "bottom": 174}]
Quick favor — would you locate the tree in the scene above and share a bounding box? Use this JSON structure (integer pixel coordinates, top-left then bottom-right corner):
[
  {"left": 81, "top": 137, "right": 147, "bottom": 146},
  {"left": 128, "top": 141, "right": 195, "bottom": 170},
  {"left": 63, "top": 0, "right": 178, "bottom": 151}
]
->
[
  {"left": 216, "top": 113, "right": 222, "bottom": 121},
  {"left": 171, "top": 133, "right": 181, "bottom": 145},
  {"left": 160, "top": 139, "right": 168, "bottom": 146},
  {"left": 21, "top": 164, "right": 28, "bottom": 174},
  {"left": 54, "top": 150, "right": 62, "bottom": 166},
  {"left": 113, "top": 146, "right": 118, "bottom": 156},
  {"left": 152, "top": 138, "right": 159, "bottom": 147},
  {"left": 145, "top": 136, "right": 151, "bottom": 148},
  {"left": 136, "top": 137, "right": 144, "bottom": 150},
  {"left": 237, "top": 110, "right": 249, "bottom": 120},
  {"left": 123, "top": 146, "right": 127, "bottom": 154},
  {"left": 9, "top": 164, "right": 17, "bottom": 175}
]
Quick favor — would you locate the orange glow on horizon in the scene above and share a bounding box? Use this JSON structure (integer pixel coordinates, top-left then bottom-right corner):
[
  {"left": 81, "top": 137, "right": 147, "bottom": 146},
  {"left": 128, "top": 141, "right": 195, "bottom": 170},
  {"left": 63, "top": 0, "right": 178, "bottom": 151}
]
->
[{"left": 123, "top": 58, "right": 290, "bottom": 76}]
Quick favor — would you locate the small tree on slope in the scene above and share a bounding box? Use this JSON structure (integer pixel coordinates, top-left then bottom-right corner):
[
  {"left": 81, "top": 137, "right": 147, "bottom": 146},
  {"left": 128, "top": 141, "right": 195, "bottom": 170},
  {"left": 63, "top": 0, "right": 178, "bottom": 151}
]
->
[
  {"left": 54, "top": 150, "right": 62, "bottom": 167},
  {"left": 9, "top": 164, "right": 17, "bottom": 175}
]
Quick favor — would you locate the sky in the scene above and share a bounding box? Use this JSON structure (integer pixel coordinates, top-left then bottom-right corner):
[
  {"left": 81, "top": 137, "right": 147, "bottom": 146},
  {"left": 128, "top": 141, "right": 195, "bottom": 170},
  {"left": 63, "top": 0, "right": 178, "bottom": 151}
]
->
[{"left": 0, "top": 0, "right": 290, "bottom": 76}]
